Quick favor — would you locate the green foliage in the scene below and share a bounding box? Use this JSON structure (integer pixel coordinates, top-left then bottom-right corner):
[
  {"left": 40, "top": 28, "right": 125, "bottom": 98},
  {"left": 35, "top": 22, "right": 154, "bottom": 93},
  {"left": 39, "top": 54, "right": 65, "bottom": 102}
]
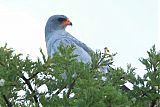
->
[
  {"left": 0, "top": 44, "right": 160, "bottom": 107},
  {"left": 129, "top": 45, "right": 160, "bottom": 107}
]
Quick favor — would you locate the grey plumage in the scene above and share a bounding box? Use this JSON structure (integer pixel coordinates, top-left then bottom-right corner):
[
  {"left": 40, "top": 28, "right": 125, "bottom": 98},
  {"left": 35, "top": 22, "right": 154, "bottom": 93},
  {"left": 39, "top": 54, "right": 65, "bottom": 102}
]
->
[{"left": 45, "top": 15, "right": 92, "bottom": 63}]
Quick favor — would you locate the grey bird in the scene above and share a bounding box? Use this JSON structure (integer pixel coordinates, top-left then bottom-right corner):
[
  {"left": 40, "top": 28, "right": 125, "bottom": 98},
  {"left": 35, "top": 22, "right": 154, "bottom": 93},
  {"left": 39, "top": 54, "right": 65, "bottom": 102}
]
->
[
  {"left": 45, "top": 15, "right": 92, "bottom": 63},
  {"left": 45, "top": 16, "right": 131, "bottom": 90}
]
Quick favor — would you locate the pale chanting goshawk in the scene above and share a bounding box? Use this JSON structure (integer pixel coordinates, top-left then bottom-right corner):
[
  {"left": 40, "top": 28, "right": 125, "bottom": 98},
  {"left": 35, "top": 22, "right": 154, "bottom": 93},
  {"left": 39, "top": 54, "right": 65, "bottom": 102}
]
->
[
  {"left": 45, "top": 15, "right": 110, "bottom": 73},
  {"left": 45, "top": 15, "right": 131, "bottom": 90}
]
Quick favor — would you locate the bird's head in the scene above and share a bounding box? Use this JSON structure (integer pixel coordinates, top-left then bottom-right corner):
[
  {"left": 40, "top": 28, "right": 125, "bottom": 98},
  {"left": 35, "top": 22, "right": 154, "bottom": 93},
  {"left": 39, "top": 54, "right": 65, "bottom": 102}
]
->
[{"left": 45, "top": 15, "right": 72, "bottom": 34}]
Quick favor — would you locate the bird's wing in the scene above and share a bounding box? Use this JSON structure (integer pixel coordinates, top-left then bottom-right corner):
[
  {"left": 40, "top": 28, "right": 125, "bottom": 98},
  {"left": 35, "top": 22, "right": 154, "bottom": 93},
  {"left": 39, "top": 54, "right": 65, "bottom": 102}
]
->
[
  {"left": 65, "top": 33, "right": 93, "bottom": 53},
  {"left": 46, "top": 31, "right": 92, "bottom": 63}
]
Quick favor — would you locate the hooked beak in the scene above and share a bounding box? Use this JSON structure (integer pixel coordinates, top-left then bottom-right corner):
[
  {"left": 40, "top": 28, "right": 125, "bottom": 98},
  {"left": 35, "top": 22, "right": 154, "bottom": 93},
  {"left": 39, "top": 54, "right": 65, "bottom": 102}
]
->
[
  {"left": 63, "top": 19, "right": 72, "bottom": 26},
  {"left": 70, "top": 22, "right": 72, "bottom": 26}
]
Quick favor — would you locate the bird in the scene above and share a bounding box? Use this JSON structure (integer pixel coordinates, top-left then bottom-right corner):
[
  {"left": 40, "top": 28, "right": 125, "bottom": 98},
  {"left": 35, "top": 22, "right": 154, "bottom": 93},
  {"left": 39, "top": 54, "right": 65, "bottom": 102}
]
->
[
  {"left": 44, "top": 15, "right": 130, "bottom": 95},
  {"left": 45, "top": 15, "right": 92, "bottom": 64}
]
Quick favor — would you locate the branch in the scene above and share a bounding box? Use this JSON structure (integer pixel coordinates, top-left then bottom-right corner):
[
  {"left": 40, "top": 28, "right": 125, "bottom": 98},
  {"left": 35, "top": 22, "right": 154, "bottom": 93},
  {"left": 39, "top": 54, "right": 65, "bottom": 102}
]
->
[
  {"left": 2, "top": 95, "right": 12, "bottom": 107},
  {"left": 54, "top": 84, "right": 67, "bottom": 95},
  {"left": 0, "top": 61, "right": 5, "bottom": 67},
  {"left": 54, "top": 77, "right": 77, "bottom": 98},
  {"left": 67, "top": 78, "right": 77, "bottom": 98},
  {"left": 28, "top": 72, "right": 39, "bottom": 80},
  {"left": 97, "top": 54, "right": 106, "bottom": 66},
  {"left": 21, "top": 75, "right": 40, "bottom": 107},
  {"left": 150, "top": 99, "right": 156, "bottom": 107}
]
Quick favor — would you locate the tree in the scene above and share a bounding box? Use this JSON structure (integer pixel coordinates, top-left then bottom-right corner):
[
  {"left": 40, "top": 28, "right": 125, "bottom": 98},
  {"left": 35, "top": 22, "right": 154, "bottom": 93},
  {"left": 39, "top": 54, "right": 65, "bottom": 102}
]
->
[{"left": 0, "top": 44, "right": 159, "bottom": 107}]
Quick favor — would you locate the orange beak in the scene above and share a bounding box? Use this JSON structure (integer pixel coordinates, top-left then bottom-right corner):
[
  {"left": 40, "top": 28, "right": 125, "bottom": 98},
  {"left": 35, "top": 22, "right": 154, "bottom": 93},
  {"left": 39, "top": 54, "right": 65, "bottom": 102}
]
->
[{"left": 63, "top": 19, "right": 72, "bottom": 26}]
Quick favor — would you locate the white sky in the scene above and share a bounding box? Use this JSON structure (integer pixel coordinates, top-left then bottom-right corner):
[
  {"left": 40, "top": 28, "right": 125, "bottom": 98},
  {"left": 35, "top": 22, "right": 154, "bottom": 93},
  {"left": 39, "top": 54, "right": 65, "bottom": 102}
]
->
[{"left": 0, "top": 0, "right": 158, "bottom": 76}]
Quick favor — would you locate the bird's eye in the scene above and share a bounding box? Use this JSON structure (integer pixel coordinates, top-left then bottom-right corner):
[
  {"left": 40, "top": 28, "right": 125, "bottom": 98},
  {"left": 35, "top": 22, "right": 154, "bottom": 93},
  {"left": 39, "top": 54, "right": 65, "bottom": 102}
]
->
[{"left": 58, "top": 18, "right": 66, "bottom": 22}]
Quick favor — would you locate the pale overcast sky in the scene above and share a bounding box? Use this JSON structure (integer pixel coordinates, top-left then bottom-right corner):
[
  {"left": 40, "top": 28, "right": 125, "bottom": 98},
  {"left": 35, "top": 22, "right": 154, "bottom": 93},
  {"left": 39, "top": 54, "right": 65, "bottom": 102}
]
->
[{"left": 0, "top": 0, "right": 158, "bottom": 76}]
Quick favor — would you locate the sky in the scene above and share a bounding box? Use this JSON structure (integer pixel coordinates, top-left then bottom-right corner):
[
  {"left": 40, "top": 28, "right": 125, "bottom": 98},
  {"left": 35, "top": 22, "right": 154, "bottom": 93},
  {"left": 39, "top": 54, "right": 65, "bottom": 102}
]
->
[{"left": 0, "top": 0, "right": 158, "bottom": 76}]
